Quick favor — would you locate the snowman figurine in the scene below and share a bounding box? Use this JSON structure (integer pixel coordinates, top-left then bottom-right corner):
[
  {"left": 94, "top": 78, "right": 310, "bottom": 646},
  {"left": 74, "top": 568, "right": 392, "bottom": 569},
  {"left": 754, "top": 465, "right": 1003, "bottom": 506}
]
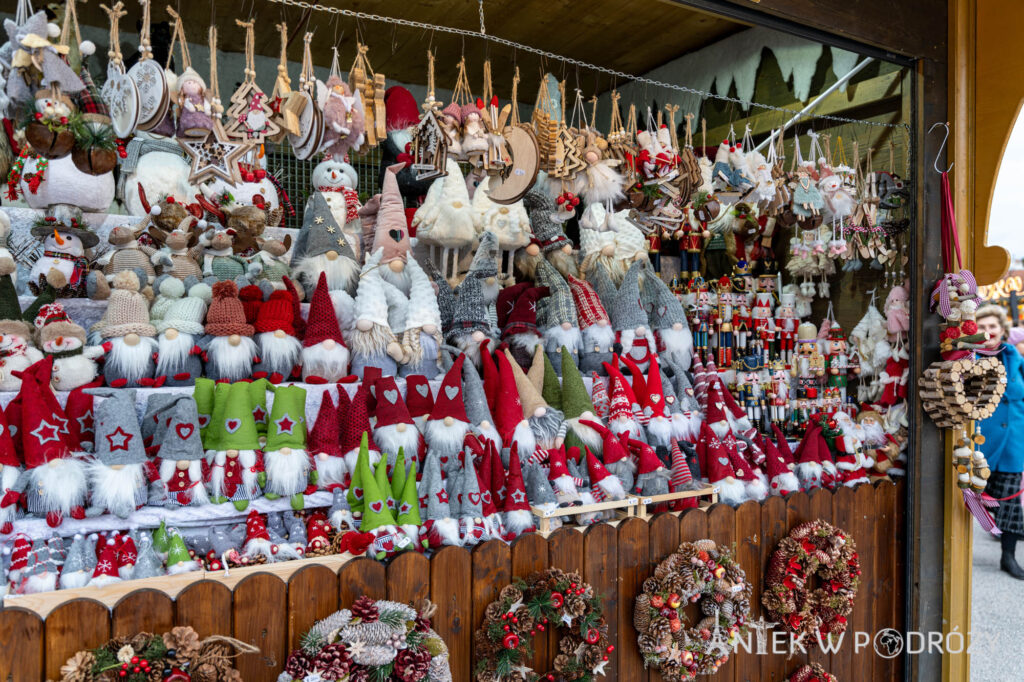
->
[
  {"left": 311, "top": 159, "right": 362, "bottom": 260},
  {"left": 28, "top": 215, "right": 98, "bottom": 298}
]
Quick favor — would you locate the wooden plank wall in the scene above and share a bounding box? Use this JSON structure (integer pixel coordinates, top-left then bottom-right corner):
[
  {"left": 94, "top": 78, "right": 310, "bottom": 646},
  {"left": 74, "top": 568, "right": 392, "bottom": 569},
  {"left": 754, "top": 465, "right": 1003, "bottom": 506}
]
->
[{"left": 3, "top": 481, "right": 905, "bottom": 682}]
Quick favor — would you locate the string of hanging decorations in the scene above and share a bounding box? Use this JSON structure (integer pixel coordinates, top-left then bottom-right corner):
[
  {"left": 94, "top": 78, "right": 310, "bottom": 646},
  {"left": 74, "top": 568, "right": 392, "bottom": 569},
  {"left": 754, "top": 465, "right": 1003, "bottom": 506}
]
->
[{"left": 264, "top": 0, "right": 909, "bottom": 131}]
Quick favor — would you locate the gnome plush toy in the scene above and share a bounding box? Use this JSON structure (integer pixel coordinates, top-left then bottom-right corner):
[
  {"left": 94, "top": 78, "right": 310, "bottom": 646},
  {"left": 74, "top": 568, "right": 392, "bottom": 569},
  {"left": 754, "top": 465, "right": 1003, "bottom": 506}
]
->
[
  {"left": 341, "top": 385, "right": 381, "bottom": 478},
  {"left": 291, "top": 191, "right": 361, "bottom": 298},
  {"left": 462, "top": 358, "right": 502, "bottom": 449},
  {"left": 501, "top": 444, "right": 534, "bottom": 538},
  {"left": 252, "top": 289, "right": 302, "bottom": 383},
  {"left": 419, "top": 447, "right": 460, "bottom": 548},
  {"left": 397, "top": 257, "right": 444, "bottom": 379},
  {"left": 423, "top": 355, "right": 472, "bottom": 476},
  {"left": 642, "top": 270, "right": 694, "bottom": 371},
  {"left": 95, "top": 271, "right": 157, "bottom": 388},
  {"left": 493, "top": 350, "right": 537, "bottom": 461},
  {"left": 444, "top": 255, "right": 498, "bottom": 369},
  {"left": 504, "top": 348, "right": 564, "bottom": 450},
  {"left": 498, "top": 283, "right": 550, "bottom": 369},
  {"left": 558, "top": 348, "right": 603, "bottom": 455},
  {"left": 350, "top": 249, "right": 404, "bottom": 378},
  {"left": 568, "top": 273, "right": 616, "bottom": 376},
  {"left": 302, "top": 272, "right": 352, "bottom": 383},
  {"left": 372, "top": 162, "right": 414, "bottom": 291},
  {"left": 14, "top": 358, "right": 88, "bottom": 527},
  {"left": 535, "top": 260, "right": 581, "bottom": 373},
  {"left": 85, "top": 389, "right": 148, "bottom": 518},
  {"left": 519, "top": 178, "right": 578, "bottom": 280},
  {"left": 412, "top": 158, "right": 477, "bottom": 260},
  {"left": 157, "top": 397, "right": 210, "bottom": 507},
  {"left": 153, "top": 283, "right": 211, "bottom": 386},
  {"left": 33, "top": 302, "right": 102, "bottom": 391},
  {"left": 0, "top": 407, "right": 21, "bottom": 534},
  {"left": 523, "top": 462, "right": 561, "bottom": 531},
  {"left": 373, "top": 376, "right": 423, "bottom": 469},
  {"left": 262, "top": 385, "right": 314, "bottom": 510},
  {"left": 208, "top": 382, "right": 264, "bottom": 510},
  {"left": 354, "top": 438, "right": 412, "bottom": 559},
  {"left": 200, "top": 281, "right": 258, "bottom": 382},
  {"left": 607, "top": 260, "right": 656, "bottom": 365},
  {"left": 310, "top": 390, "right": 345, "bottom": 492}
]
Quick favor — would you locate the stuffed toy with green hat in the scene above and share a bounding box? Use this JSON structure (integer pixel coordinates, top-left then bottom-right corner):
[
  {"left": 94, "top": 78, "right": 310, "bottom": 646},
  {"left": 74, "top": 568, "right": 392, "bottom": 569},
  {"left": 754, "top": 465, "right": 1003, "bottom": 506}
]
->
[
  {"left": 248, "top": 378, "right": 272, "bottom": 443},
  {"left": 262, "top": 384, "right": 314, "bottom": 510},
  {"left": 558, "top": 345, "right": 604, "bottom": 456},
  {"left": 208, "top": 382, "right": 264, "bottom": 510},
  {"left": 356, "top": 439, "right": 413, "bottom": 559},
  {"left": 165, "top": 528, "right": 201, "bottom": 575},
  {"left": 396, "top": 460, "right": 422, "bottom": 549}
]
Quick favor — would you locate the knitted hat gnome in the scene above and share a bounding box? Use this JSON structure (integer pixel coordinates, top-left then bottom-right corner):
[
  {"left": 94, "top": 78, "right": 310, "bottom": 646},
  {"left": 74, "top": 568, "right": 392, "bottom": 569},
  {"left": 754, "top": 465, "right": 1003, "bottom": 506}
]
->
[
  {"left": 697, "top": 421, "right": 747, "bottom": 506},
  {"left": 165, "top": 528, "right": 202, "bottom": 574},
  {"left": 535, "top": 260, "right": 581, "bottom": 373},
  {"left": 457, "top": 453, "right": 487, "bottom": 547},
  {"left": 498, "top": 283, "right": 549, "bottom": 370},
  {"left": 492, "top": 350, "right": 538, "bottom": 460},
  {"left": 302, "top": 272, "right": 351, "bottom": 383},
  {"left": 567, "top": 274, "right": 615, "bottom": 377},
  {"left": 16, "top": 360, "right": 88, "bottom": 527},
  {"left": 462, "top": 358, "right": 501, "bottom": 449},
  {"left": 611, "top": 260, "right": 656, "bottom": 361},
  {"left": 99, "top": 271, "right": 158, "bottom": 388},
  {"left": 88, "top": 537, "right": 123, "bottom": 587},
  {"left": 84, "top": 389, "right": 148, "bottom": 518},
  {"left": 200, "top": 281, "right": 258, "bottom": 382},
  {"left": 309, "top": 390, "right": 345, "bottom": 493},
  {"left": 632, "top": 438, "right": 672, "bottom": 498},
  {"left": 240, "top": 510, "right": 278, "bottom": 563},
  {"left": 373, "top": 376, "right": 423, "bottom": 470},
  {"left": 157, "top": 397, "right": 209, "bottom": 507},
  {"left": 291, "top": 191, "right": 360, "bottom": 297},
  {"left": 523, "top": 461, "right": 561, "bottom": 531},
  {"left": 357, "top": 447, "right": 412, "bottom": 560},
  {"left": 131, "top": 533, "right": 165, "bottom": 579},
  {"left": 423, "top": 354, "right": 472, "bottom": 476},
  {"left": 0, "top": 405, "right": 22, "bottom": 535},
  {"left": 397, "top": 257, "right": 444, "bottom": 380},
  {"left": 262, "top": 385, "right": 313, "bottom": 509},
  {"left": 586, "top": 447, "right": 626, "bottom": 501},
  {"left": 501, "top": 444, "right": 535, "bottom": 538},
  {"left": 722, "top": 430, "right": 768, "bottom": 502},
  {"left": 503, "top": 348, "right": 564, "bottom": 450},
  {"left": 546, "top": 445, "right": 581, "bottom": 507},
  {"left": 444, "top": 270, "right": 495, "bottom": 369},
  {"left": 153, "top": 282, "right": 211, "bottom": 387},
  {"left": 208, "top": 382, "right": 264, "bottom": 510},
  {"left": 667, "top": 438, "right": 700, "bottom": 511},
  {"left": 642, "top": 270, "right": 694, "bottom": 371},
  {"left": 350, "top": 249, "right": 403, "bottom": 378},
  {"left": 605, "top": 370, "right": 644, "bottom": 442},
  {"left": 34, "top": 302, "right": 101, "bottom": 391},
  {"left": 520, "top": 178, "right": 577, "bottom": 280},
  {"left": 558, "top": 347, "right": 603, "bottom": 454},
  {"left": 253, "top": 289, "right": 302, "bottom": 384},
  {"left": 414, "top": 446, "right": 455, "bottom": 548},
  {"left": 58, "top": 534, "right": 90, "bottom": 589}
]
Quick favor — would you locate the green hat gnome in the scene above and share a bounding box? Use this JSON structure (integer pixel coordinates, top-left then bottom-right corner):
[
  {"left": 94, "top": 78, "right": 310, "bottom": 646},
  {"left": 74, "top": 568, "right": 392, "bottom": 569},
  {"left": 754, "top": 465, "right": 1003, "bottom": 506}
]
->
[
  {"left": 261, "top": 385, "right": 314, "bottom": 510},
  {"left": 357, "top": 441, "right": 413, "bottom": 560},
  {"left": 208, "top": 382, "right": 264, "bottom": 510}
]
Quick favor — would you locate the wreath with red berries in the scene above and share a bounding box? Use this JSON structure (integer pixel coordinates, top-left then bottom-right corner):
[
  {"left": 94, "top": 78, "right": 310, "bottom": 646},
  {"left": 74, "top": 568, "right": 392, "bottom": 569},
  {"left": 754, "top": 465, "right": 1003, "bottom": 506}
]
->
[
  {"left": 474, "top": 568, "right": 613, "bottom": 682},
  {"left": 790, "top": 662, "right": 838, "bottom": 682},
  {"left": 633, "top": 539, "right": 751, "bottom": 680},
  {"left": 762, "top": 520, "right": 860, "bottom": 648}
]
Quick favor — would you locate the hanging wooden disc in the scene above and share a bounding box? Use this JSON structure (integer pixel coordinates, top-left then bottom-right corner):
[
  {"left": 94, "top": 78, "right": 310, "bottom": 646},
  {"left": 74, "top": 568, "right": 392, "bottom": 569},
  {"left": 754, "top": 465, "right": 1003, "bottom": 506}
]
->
[
  {"left": 486, "top": 124, "right": 539, "bottom": 204},
  {"left": 288, "top": 32, "right": 321, "bottom": 158},
  {"left": 100, "top": 2, "right": 139, "bottom": 137},
  {"left": 127, "top": 0, "right": 168, "bottom": 131}
]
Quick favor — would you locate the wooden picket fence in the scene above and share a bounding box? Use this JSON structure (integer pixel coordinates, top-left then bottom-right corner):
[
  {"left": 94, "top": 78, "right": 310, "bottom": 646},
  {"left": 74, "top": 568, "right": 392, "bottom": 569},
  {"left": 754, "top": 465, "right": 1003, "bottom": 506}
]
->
[{"left": 0, "top": 481, "right": 905, "bottom": 682}]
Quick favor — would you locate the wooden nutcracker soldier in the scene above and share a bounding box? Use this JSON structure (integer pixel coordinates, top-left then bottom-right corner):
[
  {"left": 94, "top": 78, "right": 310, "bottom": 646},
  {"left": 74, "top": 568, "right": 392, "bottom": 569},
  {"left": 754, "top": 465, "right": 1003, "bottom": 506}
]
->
[
  {"left": 714, "top": 277, "right": 735, "bottom": 368},
  {"left": 793, "top": 321, "right": 825, "bottom": 401},
  {"left": 767, "top": 360, "right": 791, "bottom": 426},
  {"left": 824, "top": 324, "right": 857, "bottom": 402},
  {"left": 676, "top": 219, "right": 708, "bottom": 280},
  {"left": 692, "top": 280, "right": 715, "bottom": 356},
  {"left": 774, "top": 292, "right": 799, "bottom": 367}
]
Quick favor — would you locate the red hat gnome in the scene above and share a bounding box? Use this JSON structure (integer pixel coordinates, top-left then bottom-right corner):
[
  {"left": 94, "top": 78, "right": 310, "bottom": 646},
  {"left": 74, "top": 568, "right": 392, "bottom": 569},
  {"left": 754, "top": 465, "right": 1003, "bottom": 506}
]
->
[
  {"left": 579, "top": 418, "right": 636, "bottom": 492},
  {"left": 201, "top": 281, "right": 259, "bottom": 382},
  {"left": 157, "top": 397, "right": 209, "bottom": 508},
  {"left": 88, "top": 537, "right": 122, "bottom": 587},
  {"left": 586, "top": 447, "right": 626, "bottom": 501},
  {"left": 341, "top": 384, "right": 381, "bottom": 476},
  {"left": 722, "top": 430, "right": 768, "bottom": 502},
  {"left": 631, "top": 438, "right": 672, "bottom": 497},
  {"left": 310, "top": 390, "right": 346, "bottom": 492},
  {"left": 404, "top": 375, "right": 434, "bottom": 429},
  {"left": 242, "top": 510, "right": 278, "bottom": 562},
  {"left": 668, "top": 438, "right": 699, "bottom": 510},
  {"left": 606, "top": 371, "right": 643, "bottom": 441},
  {"left": 697, "top": 421, "right": 747, "bottom": 506},
  {"left": 85, "top": 388, "right": 149, "bottom": 518},
  {"left": 493, "top": 350, "right": 537, "bottom": 459},
  {"left": 501, "top": 443, "right": 535, "bottom": 539},
  {"left": 253, "top": 288, "right": 302, "bottom": 383},
  {"left": 373, "top": 376, "right": 423, "bottom": 470},
  {"left": 793, "top": 424, "right": 825, "bottom": 490},
  {"left": 423, "top": 354, "right": 472, "bottom": 476},
  {"left": 546, "top": 445, "right": 581, "bottom": 506},
  {"left": 0, "top": 405, "right": 22, "bottom": 534},
  {"left": 208, "top": 382, "right": 265, "bottom": 511},
  {"left": 761, "top": 434, "right": 801, "bottom": 496},
  {"left": 301, "top": 272, "right": 351, "bottom": 383},
  {"left": 16, "top": 359, "right": 87, "bottom": 527},
  {"left": 262, "top": 385, "right": 314, "bottom": 510}
]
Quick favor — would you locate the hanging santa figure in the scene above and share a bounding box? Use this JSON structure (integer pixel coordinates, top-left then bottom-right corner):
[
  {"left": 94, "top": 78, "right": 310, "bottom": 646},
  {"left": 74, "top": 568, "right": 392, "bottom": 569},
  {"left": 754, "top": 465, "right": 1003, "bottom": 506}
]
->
[
  {"left": 85, "top": 389, "right": 148, "bottom": 518},
  {"left": 14, "top": 357, "right": 88, "bottom": 527}
]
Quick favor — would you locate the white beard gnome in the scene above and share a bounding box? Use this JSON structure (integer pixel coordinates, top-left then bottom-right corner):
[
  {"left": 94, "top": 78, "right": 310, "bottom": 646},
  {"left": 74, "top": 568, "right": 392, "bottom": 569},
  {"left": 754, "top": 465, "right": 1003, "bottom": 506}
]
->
[
  {"left": 157, "top": 397, "right": 210, "bottom": 508},
  {"left": 14, "top": 357, "right": 88, "bottom": 527},
  {"left": 98, "top": 271, "right": 158, "bottom": 388},
  {"left": 373, "top": 375, "right": 424, "bottom": 470},
  {"left": 350, "top": 249, "right": 404, "bottom": 378},
  {"left": 152, "top": 284, "right": 211, "bottom": 387},
  {"left": 423, "top": 354, "right": 473, "bottom": 476},
  {"left": 290, "top": 191, "right": 361, "bottom": 298},
  {"left": 200, "top": 282, "right": 258, "bottom": 383},
  {"left": 252, "top": 289, "right": 303, "bottom": 384},
  {"left": 302, "top": 272, "right": 352, "bottom": 383},
  {"left": 0, "top": 407, "right": 22, "bottom": 535},
  {"left": 262, "top": 385, "right": 314, "bottom": 510},
  {"left": 208, "top": 382, "right": 265, "bottom": 511},
  {"left": 85, "top": 389, "right": 149, "bottom": 518}
]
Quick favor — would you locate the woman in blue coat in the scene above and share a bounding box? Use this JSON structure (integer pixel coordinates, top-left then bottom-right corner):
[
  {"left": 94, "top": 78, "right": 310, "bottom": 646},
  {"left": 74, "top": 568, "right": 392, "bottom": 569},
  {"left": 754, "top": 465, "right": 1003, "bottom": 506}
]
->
[{"left": 978, "top": 305, "right": 1024, "bottom": 579}]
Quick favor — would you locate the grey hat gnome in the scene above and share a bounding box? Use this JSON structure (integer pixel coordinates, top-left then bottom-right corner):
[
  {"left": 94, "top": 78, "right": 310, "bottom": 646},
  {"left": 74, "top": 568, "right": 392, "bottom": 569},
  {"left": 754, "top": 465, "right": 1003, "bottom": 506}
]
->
[
  {"left": 58, "top": 534, "right": 90, "bottom": 589},
  {"left": 85, "top": 389, "right": 149, "bottom": 518},
  {"left": 610, "top": 260, "right": 656, "bottom": 362},
  {"left": 642, "top": 269, "right": 693, "bottom": 371},
  {"left": 157, "top": 397, "right": 209, "bottom": 508},
  {"left": 131, "top": 533, "right": 165, "bottom": 580},
  {"left": 420, "top": 450, "right": 460, "bottom": 548},
  {"left": 535, "top": 258, "right": 581, "bottom": 374},
  {"left": 462, "top": 358, "right": 502, "bottom": 449},
  {"left": 329, "top": 487, "right": 355, "bottom": 531},
  {"left": 290, "top": 191, "right": 360, "bottom": 297},
  {"left": 523, "top": 462, "right": 561, "bottom": 531}
]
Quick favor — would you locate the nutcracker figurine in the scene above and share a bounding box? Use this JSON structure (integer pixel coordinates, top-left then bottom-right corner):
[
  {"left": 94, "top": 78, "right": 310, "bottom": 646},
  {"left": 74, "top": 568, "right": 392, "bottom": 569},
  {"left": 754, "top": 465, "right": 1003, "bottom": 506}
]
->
[
  {"left": 767, "top": 360, "right": 791, "bottom": 426},
  {"left": 737, "top": 354, "right": 764, "bottom": 426},
  {"left": 733, "top": 296, "right": 751, "bottom": 356},
  {"left": 751, "top": 291, "right": 776, "bottom": 364},
  {"left": 774, "top": 293, "right": 799, "bottom": 367},
  {"left": 824, "top": 324, "right": 855, "bottom": 401},
  {"left": 676, "top": 219, "right": 708, "bottom": 279},
  {"left": 692, "top": 280, "right": 715, "bottom": 355},
  {"left": 793, "top": 321, "right": 824, "bottom": 400},
  {"left": 714, "top": 277, "right": 735, "bottom": 368}
]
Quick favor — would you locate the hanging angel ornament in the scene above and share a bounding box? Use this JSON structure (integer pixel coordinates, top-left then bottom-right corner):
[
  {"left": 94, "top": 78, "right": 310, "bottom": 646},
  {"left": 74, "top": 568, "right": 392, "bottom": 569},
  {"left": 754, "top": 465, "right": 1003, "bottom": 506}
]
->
[{"left": 319, "top": 47, "right": 365, "bottom": 162}]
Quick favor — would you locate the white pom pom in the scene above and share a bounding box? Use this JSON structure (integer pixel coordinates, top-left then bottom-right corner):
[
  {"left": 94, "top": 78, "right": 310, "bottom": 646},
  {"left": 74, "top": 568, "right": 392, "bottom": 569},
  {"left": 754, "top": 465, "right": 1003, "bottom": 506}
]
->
[
  {"left": 47, "top": 23, "right": 61, "bottom": 39},
  {"left": 79, "top": 40, "right": 96, "bottom": 57},
  {"left": 150, "top": 205, "right": 162, "bottom": 216},
  {"left": 197, "top": 219, "right": 207, "bottom": 229}
]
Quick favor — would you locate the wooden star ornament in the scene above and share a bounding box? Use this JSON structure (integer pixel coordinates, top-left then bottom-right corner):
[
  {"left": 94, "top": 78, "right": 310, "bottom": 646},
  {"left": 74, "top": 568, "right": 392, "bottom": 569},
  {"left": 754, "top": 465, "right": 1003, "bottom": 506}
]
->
[{"left": 178, "top": 120, "right": 247, "bottom": 186}]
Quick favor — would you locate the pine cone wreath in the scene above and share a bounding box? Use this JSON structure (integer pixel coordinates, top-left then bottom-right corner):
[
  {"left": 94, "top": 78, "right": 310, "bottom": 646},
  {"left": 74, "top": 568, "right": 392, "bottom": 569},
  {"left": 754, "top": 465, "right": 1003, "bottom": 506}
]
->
[
  {"left": 634, "top": 594, "right": 652, "bottom": 631},
  {"left": 484, "top": 601, "right": 504, "bottom": 621},
  {"left": 393, "top": 647, "right": 431, "bottom": 681},
  {"left": 283, "top": 649, "right": 314, "bottom": 678},
  {"left": 313, "top": 643, "right": 352, "bottom": 680},
  {"left": 163, "top": 626, "right": 202, "bottom": 659},
  {"left": 351, "top": 596, "right": 380, "bottom": 622},
  {"left": 59, "top": 650, "right": 95, "bottom": 682},
  {"left": 566, "top": 595, "right": 587, "bottom": 617}
]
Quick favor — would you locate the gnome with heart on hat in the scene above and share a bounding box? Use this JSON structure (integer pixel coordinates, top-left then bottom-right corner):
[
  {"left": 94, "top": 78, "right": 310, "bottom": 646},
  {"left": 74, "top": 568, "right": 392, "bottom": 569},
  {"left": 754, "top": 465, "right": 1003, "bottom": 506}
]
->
[
  {"left": 208, "top": 383, "right": 265, "bottom": 510},
  {"left": 85, "top": 389, "right": 149, "bottom": 518},
  {"left": 262, "top": 385, "right": 316, "bottom": 510},
  {"left": 373, "top": 376, "right": 424, "bottom": 470},
  {"left": 423, "top": 354, "right": 472, "bottom": 476},
  {"left": 14, "top": 357, "right": 88, "bottom": 527},
  {"left": 157, "top": 397, "right": 210, "bottom": 508}
]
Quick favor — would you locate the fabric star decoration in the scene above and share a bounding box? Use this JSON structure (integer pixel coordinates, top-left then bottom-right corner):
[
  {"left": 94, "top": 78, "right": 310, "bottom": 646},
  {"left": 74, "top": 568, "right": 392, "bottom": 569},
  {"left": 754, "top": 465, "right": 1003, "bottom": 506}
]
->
[
  {"left": 177, "top": 120, "right": 246, "bottom": 186},
  {"left": 106, "top": 426, "right": 133, "bottom": 451},
  {"left": 252, "top": 406, "right": 266, "bottom": 424},
  {"left": 326, "top": 225, "right": 336, "bottom": 233},
  {"left": 314, "top": 216, "right": 325, "bottom": 225},
  {"left": 511, "top": 489, "right": 526, "bottom": 504},
  {"left": 274, "top": 414, "right": 296, "bottom": 435},
  {"left": 31, "top": 419, "right": 60, "bottom": 445},
  {"left": 667, "top": 647, "right": 683, "bottom": 665},
  {"left": 592, "top": 660, "right": 609, "bottom": 677},
  {"left": 346, "top": 640, "right": 367, "bottom": 659},
  {"left": 76, "top": 410, "right": 94, "bottom": 433},
  {"left": 436, "top": 489, "right": 449, "bottom": 504}
]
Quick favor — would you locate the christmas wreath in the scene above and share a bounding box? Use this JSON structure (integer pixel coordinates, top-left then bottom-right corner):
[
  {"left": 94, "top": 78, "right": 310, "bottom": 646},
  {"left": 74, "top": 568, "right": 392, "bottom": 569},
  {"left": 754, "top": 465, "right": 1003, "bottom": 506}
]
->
[
  {"left": 278, "top": 597, "right": 452, "bottom": 682},
  {"left": 633, "top": 539, "right": 751, "bottom": 679},
  {"left": 473, "top": 568, "right": 613, "bottom": 682},
  {"left": 790, "top": 662, "right": 838, "bottom": 682},
  {"left": 761, "top": 520, "right": 860, "bottom": 647},
  {"left": 57, "top": 625, "right": 256, "bottom": 681}
]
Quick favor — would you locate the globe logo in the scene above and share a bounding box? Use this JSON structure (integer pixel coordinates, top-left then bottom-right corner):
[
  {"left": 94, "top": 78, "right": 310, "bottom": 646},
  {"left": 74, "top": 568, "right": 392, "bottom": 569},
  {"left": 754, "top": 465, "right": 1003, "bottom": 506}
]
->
[{"left": 874, "top": 629, "right": 904, "bottom": 658}]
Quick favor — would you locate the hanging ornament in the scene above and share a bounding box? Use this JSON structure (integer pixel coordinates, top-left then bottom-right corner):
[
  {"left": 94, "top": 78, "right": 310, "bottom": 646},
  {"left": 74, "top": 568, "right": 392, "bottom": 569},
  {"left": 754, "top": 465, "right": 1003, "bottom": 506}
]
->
[
  {"left": 349, "top": 42, "right": 386, "bottom": 146},
  {"left": 222, "top": 19, "right": 280, "bottom": 145},
  {"left": 126, "top": 0, "right": 169, "bottom": 132},
  {"left": 100, "top": 1, "right": 139, "bottom": 138},
  {"left": 486, "top": 67, "right": 539, "bottom": 205},
  {"left": 287, "top": 32, "right": 324, "bottom": 161},
  {"left": 178, "top": 119, "right": 246, "bottom": 186},
  {"left": 411, "top": 50, "right": 448, "bottom": 181},
  {"left": 267, "top": 22, "right": 302, "bottom": 139}
]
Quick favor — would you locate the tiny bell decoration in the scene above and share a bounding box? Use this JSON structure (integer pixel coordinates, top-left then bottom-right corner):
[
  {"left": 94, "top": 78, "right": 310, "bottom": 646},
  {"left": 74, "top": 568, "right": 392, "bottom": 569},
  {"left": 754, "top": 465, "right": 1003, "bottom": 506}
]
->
[{"left": 474, "top": 568, "right": 612, "bottom": 682}]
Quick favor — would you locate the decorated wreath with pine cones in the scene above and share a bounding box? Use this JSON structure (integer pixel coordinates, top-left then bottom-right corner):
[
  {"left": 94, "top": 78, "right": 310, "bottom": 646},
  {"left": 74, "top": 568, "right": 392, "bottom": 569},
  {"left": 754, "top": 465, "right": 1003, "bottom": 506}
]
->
[
  {"left": 789, "top": 662, "right": 838, "bottom": 682},
  {"left": 57, "top": 626, "right": 255, "bottom": 681},
  {"left": 762, "top": 520, "right": 860, "bottom": 648},
  {"left": 278, "top": 597, "right": 452, "bottom": 682},
  {"left": 473, "top": 568, "right": 613, "bottom": 682},
  {"left": 633, "top": 539, "right": 751, "bottom": 679}
]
